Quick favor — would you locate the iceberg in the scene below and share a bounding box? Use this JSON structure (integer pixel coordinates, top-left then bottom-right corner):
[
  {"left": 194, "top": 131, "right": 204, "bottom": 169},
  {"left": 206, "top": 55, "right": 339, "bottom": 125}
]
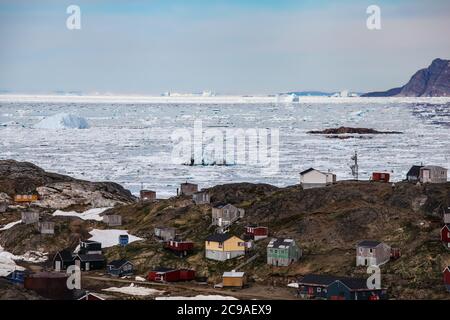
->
[{"left": 34, "top": 113, "right": 90, "bottom": 129}]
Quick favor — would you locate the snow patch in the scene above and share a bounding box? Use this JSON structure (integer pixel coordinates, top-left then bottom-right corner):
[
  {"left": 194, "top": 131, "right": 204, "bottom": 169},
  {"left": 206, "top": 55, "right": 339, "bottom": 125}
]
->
[
  {"left": 102, "top": 283, "right": 164, "bottom": 296},
  {"left": 34, "top": 113, "right": 90, "bottom": 129},
  {"left": 135, "top": 276, "right": 146, "bottom": 282},
  {"left": 52, "top": 207, "right": 111, "bottom": 221},
  {"left": 0, "top": 220, "right": 22, "bottom": 231},
  {"left": 0, "top": 246, "right": 25, "bottom": 277},
  {"left": 85, "top": 229, "right": 143, "bottom": 248}
]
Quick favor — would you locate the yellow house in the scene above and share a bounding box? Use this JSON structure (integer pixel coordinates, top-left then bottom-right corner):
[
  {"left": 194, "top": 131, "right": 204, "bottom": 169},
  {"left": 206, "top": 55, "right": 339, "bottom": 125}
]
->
[{"left": 205, "top": 233, "right": 246, "bottom": 261}]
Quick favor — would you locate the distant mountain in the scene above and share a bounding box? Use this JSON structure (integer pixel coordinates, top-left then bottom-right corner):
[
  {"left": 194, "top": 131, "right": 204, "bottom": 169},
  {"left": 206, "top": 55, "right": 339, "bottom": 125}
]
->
[{"left": 363, "top": 58, "right": 450, "bottom": 97}]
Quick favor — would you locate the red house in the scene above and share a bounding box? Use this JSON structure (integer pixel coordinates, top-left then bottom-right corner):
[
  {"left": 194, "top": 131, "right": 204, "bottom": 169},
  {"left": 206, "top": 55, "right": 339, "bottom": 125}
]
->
[
  {"left": 164, "top": 240, "right": 194, "bottom": 257},
  {"left": 444, "top": 266, "right": 450, "bottom": 292},
  {"left": 441, "top": 224, "right": 450, "bottom": 249},
  {"left": 245, "top": 225, "right": 268, "bottom": 241},
  {"left": 372, "top": 172, "right": 390, "bottom": 183},
  {"left": 147, "top": 268, "right": 195, "bottom": 282}
]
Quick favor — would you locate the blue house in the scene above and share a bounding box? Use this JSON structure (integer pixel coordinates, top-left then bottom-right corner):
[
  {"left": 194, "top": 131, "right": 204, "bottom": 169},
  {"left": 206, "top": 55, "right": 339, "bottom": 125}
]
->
[
  {"left": 296, "top": 274, "right": 388, "bottom": 300},
  {"left": 4, "top": 270, "right": 28, "bottom": 284},
  {"left": 106, "top": 260, "right": 134, "bottom": 277},
  {"left": 119, "top": 235, "right": 129, "bottom": 246}
]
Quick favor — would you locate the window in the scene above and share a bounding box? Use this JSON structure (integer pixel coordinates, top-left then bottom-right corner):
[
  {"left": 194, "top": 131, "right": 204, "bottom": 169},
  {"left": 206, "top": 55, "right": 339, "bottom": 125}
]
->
[
  {"left": 317, "top": 288, "right": 322, "bottom": 293},
  {"left": 218, "top": 242, "right": 223, "bottom": 248}
]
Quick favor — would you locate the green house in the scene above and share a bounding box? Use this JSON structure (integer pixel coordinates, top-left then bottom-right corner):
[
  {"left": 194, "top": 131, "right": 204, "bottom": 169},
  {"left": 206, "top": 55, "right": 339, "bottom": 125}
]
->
[{"left": 267, "top": 238, "right": 301, "bottom": 266}]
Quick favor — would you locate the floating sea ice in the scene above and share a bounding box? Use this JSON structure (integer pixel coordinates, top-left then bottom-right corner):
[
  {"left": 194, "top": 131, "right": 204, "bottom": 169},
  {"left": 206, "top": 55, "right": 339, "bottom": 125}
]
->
[{"left": 34, "top": 113, "right": 90, "bottom": 129}]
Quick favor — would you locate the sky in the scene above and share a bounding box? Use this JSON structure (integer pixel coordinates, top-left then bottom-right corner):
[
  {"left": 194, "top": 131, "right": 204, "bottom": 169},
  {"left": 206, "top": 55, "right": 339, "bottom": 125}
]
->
[{"left": 0, "top": 0, "right": 449, "bottom": 95}]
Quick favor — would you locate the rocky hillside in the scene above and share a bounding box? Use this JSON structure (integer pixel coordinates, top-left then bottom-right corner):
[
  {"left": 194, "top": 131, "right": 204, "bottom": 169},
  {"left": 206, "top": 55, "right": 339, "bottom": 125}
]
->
[
  {"left": 1, "top": 161, "right": 449, "bottom": 299},
  {"left": 363, "top": 58, "right": 450, "bottom": 97},
  {"left": 0, "top": 160, "right": 136, "bottom": 209}
]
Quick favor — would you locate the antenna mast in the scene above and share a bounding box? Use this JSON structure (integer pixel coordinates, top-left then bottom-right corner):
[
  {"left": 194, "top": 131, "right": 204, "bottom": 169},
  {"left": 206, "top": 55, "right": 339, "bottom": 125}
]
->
[{"left": 350, "top": 151, "right": 359, "bottom": 181}]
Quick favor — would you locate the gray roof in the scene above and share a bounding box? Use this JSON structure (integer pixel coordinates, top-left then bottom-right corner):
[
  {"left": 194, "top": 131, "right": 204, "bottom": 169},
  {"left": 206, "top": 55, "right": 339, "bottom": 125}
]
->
[
  {"left": 223, "top": 271, "right": 245, "bottom": 278},
  {"left": 206, "top": 233, "right": 234, "bottom": 243},
  {"left": 357, "top": 240, "right": 382, "bottom": 248},
  {"left": 267, "top": 238, "right": 296, "bottom": 249},
  {"left": 76, "top": 254, "right": 105, "bottom": 262},
  {"left": 107, "top": 259, "right": 133, "bottom": 269}
]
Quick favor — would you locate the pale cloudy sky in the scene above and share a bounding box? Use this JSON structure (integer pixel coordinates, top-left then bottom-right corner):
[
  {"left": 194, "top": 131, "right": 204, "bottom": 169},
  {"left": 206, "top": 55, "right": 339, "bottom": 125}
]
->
[{"left": 0, "top": 0, "right": 449, "bottom": 94}]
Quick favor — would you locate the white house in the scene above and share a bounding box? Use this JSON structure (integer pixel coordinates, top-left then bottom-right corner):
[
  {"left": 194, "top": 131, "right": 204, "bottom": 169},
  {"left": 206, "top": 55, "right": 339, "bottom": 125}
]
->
[
  {"left": 419, "top": 166, "right": 447, "bottom": 184},
  {"left": 356, "top": 241, "right": 391, "bottom": 267},
  {"left": 299, "top": 168, "right": 336, "bottom": 189}
]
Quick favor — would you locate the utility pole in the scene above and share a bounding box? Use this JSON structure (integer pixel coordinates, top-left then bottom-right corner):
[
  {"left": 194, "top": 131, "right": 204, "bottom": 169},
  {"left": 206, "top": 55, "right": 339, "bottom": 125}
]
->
[{"left": 350, "top": 151, "right": 359, "bottom": 181}]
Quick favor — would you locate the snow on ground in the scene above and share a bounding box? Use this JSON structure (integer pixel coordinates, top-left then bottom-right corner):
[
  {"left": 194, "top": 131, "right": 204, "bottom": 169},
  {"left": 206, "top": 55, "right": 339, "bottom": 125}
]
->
[
  {"left": 135, "top": 276, "right": 146, "bottom": 282},
  {"left": 102, "top": 283, "right": 164, "bottom": 296},
  {"left": 156, "top": 295, "right": 238, "bottom": 300},
  {"left": 52, "top": 207, "right": 111, "bottom": 221},
  {"left": 34, "top": 113, "right": 90, "bottom": 129},
  {"left": 0, "top": 220, "right": 21, "bottom": 231},
  {"left": 287, "top": 283, "right": 299, "bottom": 288},
  {"left": 86, "top": 229, "right": 143, "bottom": 248},
  {"left": 0, "top": 245, "right": 26, "bottom": 277}
]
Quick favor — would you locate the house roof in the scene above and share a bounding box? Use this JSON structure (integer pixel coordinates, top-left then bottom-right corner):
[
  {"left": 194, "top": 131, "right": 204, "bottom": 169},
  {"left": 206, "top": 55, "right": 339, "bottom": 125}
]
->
[
  {"left": 75, "top": 254, "right": 105, "bottom": 262},
  {"left": 81, "top": 240, "right": 101, "bottom": 245},
  {"left": 443, "top": 266, "right": 450, "bottom": 273},
  {"left": 54, "top": 249, "right": 74, "bottom": 262},
  {"left": 422, "top": 165, "right": 447, "bottom": 170},
  {"left": 205, "top": 233, "right": 235, "bottom": 243},
  {"left": 214, "top": 203, "right": 236, "bottom": 210},
  {"left": 357, "top": 240, "right": 383, "bottom": 248},
  {"left": 442, "top": 224, "right": 450, "bottom": 231},
  {"left": 267, "top": 238, "right": 296, "bottom": 249},
  {"left": 298, "top": 274, "right": 340, "bottom": 286},
  {"left": 223, "top": 271, "right": 245, "bottom": 278},
  {"left": 407, "top": 165, "right": 423, "bottom": 177},
  {"left": 300, "top": 168, "right": 335, "bottom": 176},
  {"left": 74, "top": 290, "right": 106, "bottom": 300},
  {"left": 151, "top": 267, "right": 176, "bottom": 273},
  {"left": 298, "top": 274, "right": 371, "bottom": 291},
  {"left": 299, "top": 168, "right": 316, "bottom": 175},
  {"left": 181, "top": 182, "right": 198, "bottom": 187},
  {"left": 107, "top": 259, "right": 132, "bottom": 269}
]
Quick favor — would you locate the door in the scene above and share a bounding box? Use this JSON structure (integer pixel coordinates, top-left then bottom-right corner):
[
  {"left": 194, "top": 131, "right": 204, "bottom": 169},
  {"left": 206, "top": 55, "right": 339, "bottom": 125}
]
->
[
  {"left": 226, "top": 252, "right": 231, "bottom": 260},
  {"left": 86, "top": 262, "right": 90, "bottom": 271},
  {"left": 55, "top": 261, "right": 61, "bottom": 272},
  {"left": 422, "top": 169, "right": 430, "bottom": 183}
]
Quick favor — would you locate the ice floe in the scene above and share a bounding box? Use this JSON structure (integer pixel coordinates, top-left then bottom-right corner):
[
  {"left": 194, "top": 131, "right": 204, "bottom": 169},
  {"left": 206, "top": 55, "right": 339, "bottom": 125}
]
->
[{"left": 34, "top": 113, "right": 90, "bottom": 129}]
